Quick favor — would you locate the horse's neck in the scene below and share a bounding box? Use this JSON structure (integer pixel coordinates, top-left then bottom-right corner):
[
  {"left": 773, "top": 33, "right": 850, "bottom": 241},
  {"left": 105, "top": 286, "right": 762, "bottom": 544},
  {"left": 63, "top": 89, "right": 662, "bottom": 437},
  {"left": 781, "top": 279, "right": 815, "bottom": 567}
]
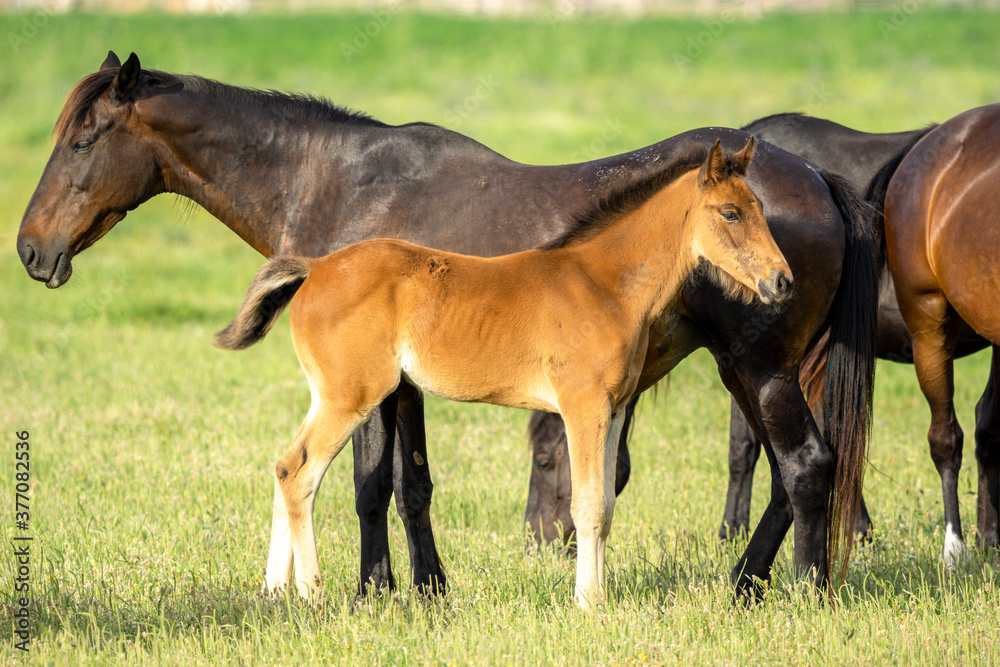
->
[
  {"left": 149, "top": 98, "right": 381, "bottom": 257},
  {"left": 572, "top": 174, "right": 699, "bottom": 324}
]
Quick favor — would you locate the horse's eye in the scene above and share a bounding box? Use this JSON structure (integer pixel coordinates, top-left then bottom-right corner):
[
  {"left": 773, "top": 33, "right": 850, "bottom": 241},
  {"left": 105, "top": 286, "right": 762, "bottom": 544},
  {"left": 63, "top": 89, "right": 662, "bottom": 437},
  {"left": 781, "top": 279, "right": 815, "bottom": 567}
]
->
[
  {"left": 536, "top": 456, "right": 552, "bottom": 471},
  {"left": 721, "top": 210, "right": 739, "bottom": 223},
  {"left": 73, "top": 141, "right": 94, "bottom": 154}
]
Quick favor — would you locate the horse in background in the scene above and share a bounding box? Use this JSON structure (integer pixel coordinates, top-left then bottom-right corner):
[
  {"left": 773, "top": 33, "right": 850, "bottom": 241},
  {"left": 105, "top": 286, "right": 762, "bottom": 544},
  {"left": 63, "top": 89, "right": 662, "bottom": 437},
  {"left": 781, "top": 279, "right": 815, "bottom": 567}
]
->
[{"left": 714, "top": 112, "right": 997, "bottom": 567}]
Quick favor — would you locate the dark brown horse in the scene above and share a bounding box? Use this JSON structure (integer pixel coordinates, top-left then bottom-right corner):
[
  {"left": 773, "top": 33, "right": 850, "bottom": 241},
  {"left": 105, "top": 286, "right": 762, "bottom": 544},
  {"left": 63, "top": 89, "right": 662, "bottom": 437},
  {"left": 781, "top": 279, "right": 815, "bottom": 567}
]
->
[
  {"left": 17, "top": 53, "right": 878, "bottom": 597},
  {"left": 716, "top": 113, "right": 938, "bottom": 544},
  {"left": 702, "top": 113, "right": 994, "bottom": 567},
  {"left": 876, "top": 104, "right": 1000, "bottom": 560}
]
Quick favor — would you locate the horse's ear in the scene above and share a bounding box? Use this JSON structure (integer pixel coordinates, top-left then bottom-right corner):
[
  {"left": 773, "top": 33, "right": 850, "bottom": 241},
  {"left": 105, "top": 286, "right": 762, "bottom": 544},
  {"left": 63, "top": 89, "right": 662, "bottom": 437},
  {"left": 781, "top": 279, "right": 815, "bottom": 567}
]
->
[
  {"left": 698, "top": 139, "right": 726, "bottom": 188},
  {"left": 110, "top": 52, "right": 141, "bottom": 104},
  {"left": 100, "top": 51, "right": 121, "bottom": 71},
  {"left": 733, "top": 136, "right": 756, "bottom": 175}
]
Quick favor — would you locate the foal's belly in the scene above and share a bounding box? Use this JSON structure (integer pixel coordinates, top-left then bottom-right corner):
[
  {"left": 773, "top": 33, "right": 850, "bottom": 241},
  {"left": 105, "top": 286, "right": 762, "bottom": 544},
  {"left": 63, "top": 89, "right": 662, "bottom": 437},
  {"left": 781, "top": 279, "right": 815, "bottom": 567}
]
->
[{"left": 398, "top": 340, "right": 560, "bottom": 413}]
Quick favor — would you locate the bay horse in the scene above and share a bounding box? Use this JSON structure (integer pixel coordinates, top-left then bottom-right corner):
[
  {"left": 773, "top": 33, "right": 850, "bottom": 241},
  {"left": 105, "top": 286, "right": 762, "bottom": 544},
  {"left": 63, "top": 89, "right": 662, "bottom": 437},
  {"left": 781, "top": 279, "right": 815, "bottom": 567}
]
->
[
  {"left": 707, "top": 113, "right": 994, "bottom": 567},
  {"left": 875, "top": 104, "right": 1000, "bottom": 559},
  {"left": 214, "top": 140, "right": 791, "bottom": 608},
  {"left": 17, "top": 52, "right": 878, "bottom": 599}
]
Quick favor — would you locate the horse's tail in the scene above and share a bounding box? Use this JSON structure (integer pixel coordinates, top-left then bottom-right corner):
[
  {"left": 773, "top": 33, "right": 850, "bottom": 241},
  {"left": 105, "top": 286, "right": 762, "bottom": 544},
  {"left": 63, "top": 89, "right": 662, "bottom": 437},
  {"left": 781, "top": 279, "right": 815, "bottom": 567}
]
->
[
  {"left": 816, "top": 170, "right": 883, "bottom": 588},
  {"left": 214, "top": 257, "right": 311, "bottom": 351}
]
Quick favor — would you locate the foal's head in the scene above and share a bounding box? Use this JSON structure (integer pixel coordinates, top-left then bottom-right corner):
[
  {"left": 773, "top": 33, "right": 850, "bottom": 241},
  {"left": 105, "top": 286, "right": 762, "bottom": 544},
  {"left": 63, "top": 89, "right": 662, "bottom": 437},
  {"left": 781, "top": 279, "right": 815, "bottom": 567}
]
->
[{"left": 688, "top": 138, "right": 793, "bottom": 306}]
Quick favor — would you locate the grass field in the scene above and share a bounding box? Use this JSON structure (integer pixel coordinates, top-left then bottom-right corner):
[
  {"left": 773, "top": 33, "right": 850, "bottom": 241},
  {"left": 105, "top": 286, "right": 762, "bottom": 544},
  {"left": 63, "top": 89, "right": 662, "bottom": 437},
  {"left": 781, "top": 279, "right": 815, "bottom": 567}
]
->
[{"left": 2, "top": 8, "right": 1000, "bottom": 664}]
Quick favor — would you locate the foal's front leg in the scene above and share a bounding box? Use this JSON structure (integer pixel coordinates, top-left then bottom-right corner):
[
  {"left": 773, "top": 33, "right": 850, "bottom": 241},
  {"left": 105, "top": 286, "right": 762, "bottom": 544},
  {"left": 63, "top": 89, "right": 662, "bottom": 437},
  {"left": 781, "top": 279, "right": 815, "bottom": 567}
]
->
[{"left": 561, "top": 396, "right": 622, "bottom": 609}]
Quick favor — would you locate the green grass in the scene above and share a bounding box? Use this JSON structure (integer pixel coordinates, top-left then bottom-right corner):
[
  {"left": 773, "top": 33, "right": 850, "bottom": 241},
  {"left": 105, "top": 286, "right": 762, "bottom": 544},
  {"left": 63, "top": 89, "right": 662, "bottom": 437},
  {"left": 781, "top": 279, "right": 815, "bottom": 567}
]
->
[{"left": 2, "top": 8, "right": 1000, "bottom": 664}]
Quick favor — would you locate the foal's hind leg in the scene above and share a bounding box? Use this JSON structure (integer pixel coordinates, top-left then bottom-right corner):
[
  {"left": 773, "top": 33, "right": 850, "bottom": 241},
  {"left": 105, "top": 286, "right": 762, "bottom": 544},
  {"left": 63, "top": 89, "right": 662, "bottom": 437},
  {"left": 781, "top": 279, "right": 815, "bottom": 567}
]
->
[
  {"left": 278, "top": 402, "right": 371, "bottom": 600},
  {"left": 974, "top": 347, "right": 1000, "bottom": 552},
  {"left": 265, "top": 418, "right": 312, "bottom": 593}
]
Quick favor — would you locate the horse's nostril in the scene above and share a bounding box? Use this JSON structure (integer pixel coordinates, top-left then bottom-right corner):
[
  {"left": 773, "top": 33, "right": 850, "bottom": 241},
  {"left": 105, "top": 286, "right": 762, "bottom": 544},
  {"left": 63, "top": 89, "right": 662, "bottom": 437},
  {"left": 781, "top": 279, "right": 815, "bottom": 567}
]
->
[
  {"left": 18, "top": 241, "right": 36, "bottom": 268},
  {"left": 777, "top": 272, "right": 793, "bottom": 295}
]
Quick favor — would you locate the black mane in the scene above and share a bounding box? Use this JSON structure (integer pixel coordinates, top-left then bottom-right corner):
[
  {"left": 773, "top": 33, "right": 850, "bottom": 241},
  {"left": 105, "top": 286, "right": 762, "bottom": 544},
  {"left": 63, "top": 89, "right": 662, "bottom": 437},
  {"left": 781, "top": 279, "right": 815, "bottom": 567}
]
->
[
  {"left": 179, "top": 73, "right": 390, "bottom": 128},
  {"left": 56, "top": 66, "right": 397, "bottom": 143}
]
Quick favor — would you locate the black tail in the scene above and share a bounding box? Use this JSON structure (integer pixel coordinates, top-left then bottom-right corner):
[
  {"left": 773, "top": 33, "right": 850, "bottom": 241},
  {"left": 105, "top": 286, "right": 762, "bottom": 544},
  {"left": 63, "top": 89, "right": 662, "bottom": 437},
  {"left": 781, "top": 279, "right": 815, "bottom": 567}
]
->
[
  {"left": 214, "top": 257, "right": 311, "bottom": 350},
  {"left": 817, "top": 170, "right": 883, "bottom": 587}
]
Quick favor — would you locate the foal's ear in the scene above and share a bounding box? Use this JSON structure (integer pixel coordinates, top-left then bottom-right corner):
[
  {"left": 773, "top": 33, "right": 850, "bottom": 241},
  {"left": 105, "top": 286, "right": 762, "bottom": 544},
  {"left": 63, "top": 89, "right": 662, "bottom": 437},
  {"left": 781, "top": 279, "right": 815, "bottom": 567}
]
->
[
  {"left": 110, "top": 52, "right": 141, "bottom": 104},
  {"left": 733, "top": 136, "right": 756, "bottom": 175},
  {"left": 698, "top": 139, "right": 726, "bottom": 188},
  {"left": 100, "top": 51, "right": 121, "bottom": 71}
]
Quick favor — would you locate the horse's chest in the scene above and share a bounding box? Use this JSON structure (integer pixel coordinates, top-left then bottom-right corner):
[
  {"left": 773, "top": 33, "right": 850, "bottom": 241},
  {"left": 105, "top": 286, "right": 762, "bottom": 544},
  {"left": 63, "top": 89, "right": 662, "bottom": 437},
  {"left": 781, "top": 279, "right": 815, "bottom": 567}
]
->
[{"left": 638, "top": 309, "right": 706, "bottom": 390}]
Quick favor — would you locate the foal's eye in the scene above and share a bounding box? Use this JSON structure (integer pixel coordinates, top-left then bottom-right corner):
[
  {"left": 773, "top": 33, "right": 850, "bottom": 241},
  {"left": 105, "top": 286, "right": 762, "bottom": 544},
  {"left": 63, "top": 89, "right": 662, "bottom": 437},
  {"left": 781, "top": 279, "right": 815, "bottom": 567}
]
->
[
  {"left": 721, "top": 210, "right": 739, "bottom": 223},
  {"left": 536, "top": 457, "right": 553, "bottom": 471},
  {"left": 73, "top": 141, "right": 94, "bottom": 154}
]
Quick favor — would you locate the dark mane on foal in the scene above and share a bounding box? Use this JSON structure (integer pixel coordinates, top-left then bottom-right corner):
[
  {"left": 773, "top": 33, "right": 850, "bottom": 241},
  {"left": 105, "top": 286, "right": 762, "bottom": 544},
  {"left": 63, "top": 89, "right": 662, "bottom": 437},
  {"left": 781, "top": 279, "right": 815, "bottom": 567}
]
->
[
  {"left": 544, "top": 144, "right": 745, "bottom": 250},
  {"left": 55, "top": 67, "right": 392, "bottom": 144}
]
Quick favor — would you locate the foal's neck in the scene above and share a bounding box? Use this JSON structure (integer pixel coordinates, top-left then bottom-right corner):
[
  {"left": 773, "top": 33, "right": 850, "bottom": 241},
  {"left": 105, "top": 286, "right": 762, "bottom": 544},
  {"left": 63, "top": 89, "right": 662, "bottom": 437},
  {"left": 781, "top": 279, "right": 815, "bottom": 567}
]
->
[{"left": 570, "top": 171, "right": 701, "bottom": 324}]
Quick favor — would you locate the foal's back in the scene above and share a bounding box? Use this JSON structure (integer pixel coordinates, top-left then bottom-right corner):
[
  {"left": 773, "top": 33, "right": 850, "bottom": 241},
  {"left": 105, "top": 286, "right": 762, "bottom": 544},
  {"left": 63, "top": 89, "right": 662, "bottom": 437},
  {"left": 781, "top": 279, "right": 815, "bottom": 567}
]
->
[{"left": 289, "top": 237, "right": 631, "bottom": 413}]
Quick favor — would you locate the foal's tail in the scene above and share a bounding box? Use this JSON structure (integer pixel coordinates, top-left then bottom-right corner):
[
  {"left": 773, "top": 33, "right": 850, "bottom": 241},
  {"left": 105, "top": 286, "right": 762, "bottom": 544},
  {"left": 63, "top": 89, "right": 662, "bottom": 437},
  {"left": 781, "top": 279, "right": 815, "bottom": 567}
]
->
[
  {"left": 214, "top": 257, "right": 311, "bottom": 350},
  {"left": 817, "top": 170, "right": 882, "bottom": 588}
]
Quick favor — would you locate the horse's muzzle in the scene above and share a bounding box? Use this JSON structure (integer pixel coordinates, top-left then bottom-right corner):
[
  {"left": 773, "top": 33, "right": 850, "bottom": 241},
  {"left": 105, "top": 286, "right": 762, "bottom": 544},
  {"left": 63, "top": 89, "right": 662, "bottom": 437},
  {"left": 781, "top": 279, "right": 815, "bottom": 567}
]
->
[
  {"left": 758, "top": 268, "right": 794, "bottom": 305},
  {"left": 17, "top": 238, "right": 73, "bottom": 288}
]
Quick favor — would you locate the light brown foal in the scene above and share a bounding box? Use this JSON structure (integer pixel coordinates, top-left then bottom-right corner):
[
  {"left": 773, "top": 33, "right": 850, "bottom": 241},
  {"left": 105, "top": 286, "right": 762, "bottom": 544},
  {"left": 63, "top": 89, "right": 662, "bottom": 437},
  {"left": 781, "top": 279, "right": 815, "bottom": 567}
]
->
[{"left": 216, "top": 138, "right": 792, "bottom": 608}]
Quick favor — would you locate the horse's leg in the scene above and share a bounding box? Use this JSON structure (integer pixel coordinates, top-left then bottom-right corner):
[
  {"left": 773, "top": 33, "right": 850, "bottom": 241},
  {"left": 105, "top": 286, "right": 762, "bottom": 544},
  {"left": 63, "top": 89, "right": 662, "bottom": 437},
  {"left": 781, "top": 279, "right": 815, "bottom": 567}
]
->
[
  {"left": 614, "top": 396, "right": 636, "bottom": 496},
  {"left": 907, "top": 293, "right": 966, "bottom": 566},
  {"left": 279, "top": 402, "right": 369, "bottom": 600},
  {"left": 598, "top": 411, "right": 626, "bottom": 593},
  {"left": 973, "top": 346, "right": 1000, "bottom": 552},
  {"left": 729, "top": 365, "right": 834, "bottom": 593},
  {"left": 720, "top": 397, "right": 761, "bottom": 541},
  {"left": 392, "top": 381, "right": 447, "bottom": 594},
  {"left": 265, "top": 418, "right": 311, "bottom": 593},
  {"left": 561, "top": 395, "right": 618, "bottom": 609},
  {"left": 353, "top": 395, "right": 398, "bottom": 595},
  {"left": 717, "top": 368, "right": 794, "bottom": 597}
]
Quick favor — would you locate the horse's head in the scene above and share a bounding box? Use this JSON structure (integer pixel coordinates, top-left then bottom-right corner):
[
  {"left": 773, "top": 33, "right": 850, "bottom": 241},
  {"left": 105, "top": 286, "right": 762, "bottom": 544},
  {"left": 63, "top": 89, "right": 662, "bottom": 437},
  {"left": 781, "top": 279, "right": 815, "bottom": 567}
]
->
[
  {"left": 689, "top": 137, "right": 793, "bottom": 306},
  {"left": 17, "top": 51, "right": 163, "bottom": 288}
]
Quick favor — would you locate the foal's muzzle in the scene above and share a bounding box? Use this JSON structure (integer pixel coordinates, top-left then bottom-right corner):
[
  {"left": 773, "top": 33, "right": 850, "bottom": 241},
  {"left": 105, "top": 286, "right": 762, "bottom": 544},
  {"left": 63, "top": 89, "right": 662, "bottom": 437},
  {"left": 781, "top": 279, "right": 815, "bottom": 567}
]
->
[{"left": 757, "top": 268, "right": 794, "bottom": 305}]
